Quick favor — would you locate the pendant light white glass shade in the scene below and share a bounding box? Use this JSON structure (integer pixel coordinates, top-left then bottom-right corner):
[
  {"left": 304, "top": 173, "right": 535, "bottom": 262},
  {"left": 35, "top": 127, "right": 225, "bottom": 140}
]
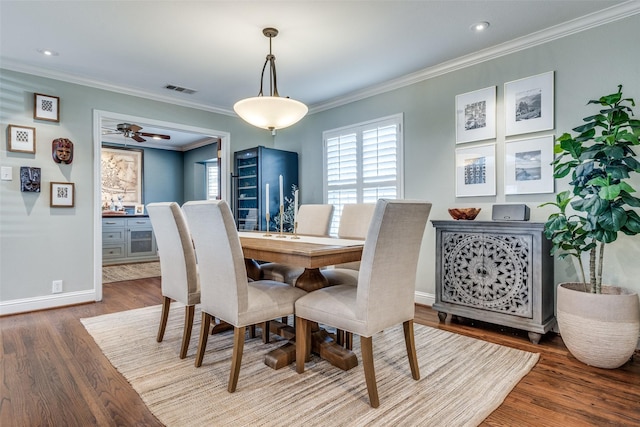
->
[{"left": 233, "top": 96, "right": 308, "bottom": 131}]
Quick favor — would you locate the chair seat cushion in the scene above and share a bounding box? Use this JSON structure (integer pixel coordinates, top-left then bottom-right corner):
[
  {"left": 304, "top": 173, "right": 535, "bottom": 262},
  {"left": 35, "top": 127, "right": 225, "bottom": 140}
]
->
[
  {"left": 238, "top": 280, "right": 307, "bottom": 326},
  {"left": 322, "top": 268, "right": 359, "bottom": 287},
  {"left": 260, "top": 262, "right": 304, "bottom": 285},
  {"left": 295, "top": 285, "right": 369, "bottom": 336}
]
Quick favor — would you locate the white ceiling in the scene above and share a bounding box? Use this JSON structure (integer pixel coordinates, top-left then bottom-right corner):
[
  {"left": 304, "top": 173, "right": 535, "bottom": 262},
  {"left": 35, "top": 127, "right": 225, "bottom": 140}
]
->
[{"left": 2, "top": 1, "right": 638, "bottom": 148}]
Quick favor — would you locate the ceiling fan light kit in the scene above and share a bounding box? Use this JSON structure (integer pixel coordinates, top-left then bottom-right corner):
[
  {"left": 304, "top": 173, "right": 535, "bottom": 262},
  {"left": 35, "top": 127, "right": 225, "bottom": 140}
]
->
[{"left": 233, "top": 27, "right": 308, "bottom": 132}]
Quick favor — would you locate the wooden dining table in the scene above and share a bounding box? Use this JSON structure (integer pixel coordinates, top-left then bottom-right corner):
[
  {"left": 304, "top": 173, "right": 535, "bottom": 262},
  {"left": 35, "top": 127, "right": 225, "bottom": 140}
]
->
[{"left": 238, "top": 231, "right": 365, "bottom": 371}]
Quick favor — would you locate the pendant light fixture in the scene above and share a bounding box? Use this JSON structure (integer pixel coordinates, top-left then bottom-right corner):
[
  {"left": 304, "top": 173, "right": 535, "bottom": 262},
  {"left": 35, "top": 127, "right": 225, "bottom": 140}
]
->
[{"left": 233, "top": 28, "right": 308, "bottom": 132}]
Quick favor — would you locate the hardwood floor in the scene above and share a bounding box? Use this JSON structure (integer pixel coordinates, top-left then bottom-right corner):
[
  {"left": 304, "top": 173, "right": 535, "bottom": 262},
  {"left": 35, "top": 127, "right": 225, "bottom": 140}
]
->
[{"left": 1, "top": 278, "right": 638, "bottom": 426}]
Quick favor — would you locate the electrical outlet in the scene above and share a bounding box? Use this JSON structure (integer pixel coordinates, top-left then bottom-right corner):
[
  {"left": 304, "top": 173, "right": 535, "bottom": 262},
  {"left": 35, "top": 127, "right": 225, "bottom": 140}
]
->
[{"left": 52, "top": 280, "right": 63, "bottom": 293}]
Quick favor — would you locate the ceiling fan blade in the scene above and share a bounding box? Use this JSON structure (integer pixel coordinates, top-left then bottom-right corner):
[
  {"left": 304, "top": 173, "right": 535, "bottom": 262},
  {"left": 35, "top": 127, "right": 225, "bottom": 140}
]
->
[
  {"left": 140, "top": 132, "right": 171, "bottom": 140},
  {"left": 129, "top": 124, "right": 143, "bottom": 133},
  {"left": 132, "top": 134, "right": 146, "bottom": 143}
]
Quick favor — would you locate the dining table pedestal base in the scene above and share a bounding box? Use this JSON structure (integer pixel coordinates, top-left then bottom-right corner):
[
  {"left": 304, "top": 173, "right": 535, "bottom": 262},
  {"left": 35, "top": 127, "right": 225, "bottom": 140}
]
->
[{"left": 264, "top": 321, "right": 358, "bottom": 371}]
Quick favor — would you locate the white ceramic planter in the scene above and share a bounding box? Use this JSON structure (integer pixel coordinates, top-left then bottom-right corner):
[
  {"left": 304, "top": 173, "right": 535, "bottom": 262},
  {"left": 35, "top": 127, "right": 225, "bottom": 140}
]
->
[{"left": 557, "top": 282, "right": 640, "bottom": 369}]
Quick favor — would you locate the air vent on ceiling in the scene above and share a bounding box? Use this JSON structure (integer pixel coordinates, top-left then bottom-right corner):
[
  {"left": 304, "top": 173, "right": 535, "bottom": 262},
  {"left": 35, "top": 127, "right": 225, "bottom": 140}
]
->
[{"left": 164, "top": 84, "right": 197, "bottom": 95}]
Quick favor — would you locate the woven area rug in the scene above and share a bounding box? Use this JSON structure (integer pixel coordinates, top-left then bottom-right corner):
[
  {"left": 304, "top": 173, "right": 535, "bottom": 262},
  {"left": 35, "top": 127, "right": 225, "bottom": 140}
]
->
[
  {"left": 102, "top": 262, "right": 161, "bottom": 283},
  {"left": 81, "top": 304, "right": 539, "bottom": 427}
]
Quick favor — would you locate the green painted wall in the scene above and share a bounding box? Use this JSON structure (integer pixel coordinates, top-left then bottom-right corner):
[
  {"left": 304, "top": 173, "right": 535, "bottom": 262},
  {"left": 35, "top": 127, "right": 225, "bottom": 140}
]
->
[
  {"left": 0, "top": 71, "right": 272, "bottom": 307},
  {"left": 275, "top": 14, "right": 640, "bottom": 298},
  {"left": 1, "top": 14, "right": 639, "bottom": 312}
]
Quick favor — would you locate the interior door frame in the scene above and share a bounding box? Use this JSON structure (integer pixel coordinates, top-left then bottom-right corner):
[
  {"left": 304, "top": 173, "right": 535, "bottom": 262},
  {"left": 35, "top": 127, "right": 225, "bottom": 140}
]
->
[{"left": 93, "top": 109, "right": 231, "bottom": 301}]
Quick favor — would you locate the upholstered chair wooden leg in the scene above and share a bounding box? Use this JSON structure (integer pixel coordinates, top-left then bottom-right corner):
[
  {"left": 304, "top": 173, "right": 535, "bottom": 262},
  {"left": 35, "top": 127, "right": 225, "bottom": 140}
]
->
[
  {"left": 157, "top": 296, "right": 171, "bottom": 342},
  {"left": 228, "top": 326, "right": 245, "bottom": 393},
  {"left": 295, "top": 317, "right": 311, "bottom": 373},
  {"left": 248, "top": 324, "right": 256, "bottom": 338},
  {"left": 195, "top": 312, "right": 212, "bottom": 368},
  {"left": 262, "top": 321, "right": 270, "bottom": 344},
  {"left": 360, "top": 335, "right": 380, "bottom": 408},
  {"left": 403, "top": 320, "right": 420, "bottom": 380},
  {"left": 179, "top": 305, "right": 195, "bottom": 359},
  {"left": 336, "top": 329, "right": 344, "bottom": 346}
]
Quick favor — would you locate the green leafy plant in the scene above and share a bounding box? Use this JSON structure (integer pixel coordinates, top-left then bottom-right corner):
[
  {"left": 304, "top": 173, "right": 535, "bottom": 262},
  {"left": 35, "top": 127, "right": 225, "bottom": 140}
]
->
[{"left": 541, "top": 85, "right": 640, "bottom": 293}]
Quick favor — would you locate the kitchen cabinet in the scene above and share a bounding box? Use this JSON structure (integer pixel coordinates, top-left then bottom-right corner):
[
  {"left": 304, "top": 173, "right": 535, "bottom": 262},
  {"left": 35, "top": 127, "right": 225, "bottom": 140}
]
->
[{"left": 102, "top": 216, "right": 158, "bottom": 265}]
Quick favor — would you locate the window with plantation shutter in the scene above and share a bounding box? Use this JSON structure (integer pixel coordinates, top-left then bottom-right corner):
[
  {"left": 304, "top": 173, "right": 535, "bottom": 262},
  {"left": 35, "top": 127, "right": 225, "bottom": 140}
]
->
[
  {"left": 206, "top": 161, "right": 219, "bottom": 200},
  {"left": 323, "top": 114, "right": 403, "bottom": 236}
]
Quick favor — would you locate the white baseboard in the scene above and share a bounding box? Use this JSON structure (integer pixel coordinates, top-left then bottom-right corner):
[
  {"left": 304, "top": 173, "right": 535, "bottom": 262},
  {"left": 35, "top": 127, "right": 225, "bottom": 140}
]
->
[
  {"left": 415, "top": 291, "right": 435, "bottom": 307},
  {"left": 0, "top": 290, "right": 97, "bottom": 316}
]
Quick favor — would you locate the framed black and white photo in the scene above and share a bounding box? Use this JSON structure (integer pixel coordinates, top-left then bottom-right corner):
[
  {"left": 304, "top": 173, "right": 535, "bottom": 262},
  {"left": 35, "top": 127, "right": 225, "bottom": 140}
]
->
[
  {"left": 455, "top": 86, "right": 496, "bottom": 143},
  {"left": 7, "top": 124, "right": 36, "bottom": 154},
  {"left": 34, "top": 93, "right": 60, "bottom": 122},
  {"left": 504, "top": 71, "right": 554, "bottom": 136},
  {"left": 505, "top": 135, "right": 554, "bottom": 195},
  {"left": 455, "top": 143, "right": 496, "bottom": 197},
  {"left": 50, "top": 182, "right": 75, "bottom": 207}
]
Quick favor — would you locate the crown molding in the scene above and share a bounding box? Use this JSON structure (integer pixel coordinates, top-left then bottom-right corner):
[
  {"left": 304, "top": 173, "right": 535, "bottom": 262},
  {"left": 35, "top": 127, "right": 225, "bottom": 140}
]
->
[
  {"left": 0, "top": 61, "right": 236, "bottom": 116},
  {"left": 309, "top": 1, "right": 640, "bottom": 113},
  {"left": 2, "top": 1, "right": 638, "bottom": 117}
]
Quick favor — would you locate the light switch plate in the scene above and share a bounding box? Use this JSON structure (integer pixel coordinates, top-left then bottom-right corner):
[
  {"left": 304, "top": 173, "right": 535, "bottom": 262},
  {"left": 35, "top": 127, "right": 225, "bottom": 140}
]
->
[{"left": 1, "top": 166, "right": 12, "bottom": 181}]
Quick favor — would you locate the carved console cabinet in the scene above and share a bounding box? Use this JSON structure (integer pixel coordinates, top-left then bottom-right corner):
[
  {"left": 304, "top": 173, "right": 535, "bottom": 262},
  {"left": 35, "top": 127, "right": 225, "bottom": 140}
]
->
[{"left": 431, "top": 220, "right": 555, "bottom": 344}]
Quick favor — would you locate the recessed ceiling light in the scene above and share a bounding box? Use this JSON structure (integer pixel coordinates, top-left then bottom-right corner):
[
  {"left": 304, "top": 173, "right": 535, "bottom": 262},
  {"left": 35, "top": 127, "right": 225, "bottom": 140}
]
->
[
  {"left": 37, "top": 48, "right": 59, "bottom": 56},
  {"left": 470, "top": 22, "right": 490, "bottom": 32}
]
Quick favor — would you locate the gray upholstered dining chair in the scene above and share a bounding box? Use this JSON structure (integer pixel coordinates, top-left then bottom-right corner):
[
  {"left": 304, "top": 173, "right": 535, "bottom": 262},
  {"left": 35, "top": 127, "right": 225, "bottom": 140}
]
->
[
  {"left": 294, "top": 199, "right": 432, "bottom": 408},
  {"left": 182, "top": 200, "right": 306, "bottom": 392},
  {"left": 146, "top": 202, "right": 200, "bottom": 359},
  {"left": 322, "top": 203, "right": 376, "bottom": 287},
  {"left": 259, "top": 203, "right": 335, "bottom": 285}
]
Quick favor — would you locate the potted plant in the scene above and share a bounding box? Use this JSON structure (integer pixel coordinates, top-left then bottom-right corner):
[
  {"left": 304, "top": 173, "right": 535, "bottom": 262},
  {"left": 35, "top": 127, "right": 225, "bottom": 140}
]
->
[{"left": 541, "top": 85, "right": 640, "bottom": 369}]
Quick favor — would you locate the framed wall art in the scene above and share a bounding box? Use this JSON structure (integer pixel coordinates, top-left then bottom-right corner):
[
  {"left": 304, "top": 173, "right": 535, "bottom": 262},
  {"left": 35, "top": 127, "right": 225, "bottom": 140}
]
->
[
  {"left": 505, "top": 135, "right": 554, "bottom": 195},
  {"left": 34, "top": 93, "right": 60, "bottom": 122},
  {"left": 455, "top": 143, "right": 496, "bottom": 197},
  {"left": 455, "top": 86, "right": 496, "bottom": 143},
  {"left": 50, "top": 182, "right": 75, "bottom": 207},
  {"left": 504, "top": 71, "right": 554, "bottom": 136},
  {"left": 7, "top": 124, "right": 36, "bottom": 154},
  {"left": 20, "top": 166, "right": 41, "bottom": 192},
  {"left": 101, "top": 146, "right": 144, "bottom": 206}
]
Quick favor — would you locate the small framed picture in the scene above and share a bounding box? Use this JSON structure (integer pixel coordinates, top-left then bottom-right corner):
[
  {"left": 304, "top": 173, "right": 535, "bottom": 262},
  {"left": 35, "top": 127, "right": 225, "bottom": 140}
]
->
[
  {"left": 455, "top": 86, "right": 496, "bottom": 144},
  {"left": 455, "top": 143, "right": 496, "bottom": 197},
  {"left": 135, "top": 204, "right": 145, "bottom": 215},
  {"left": 50, "top": 182, "right": 75, "bottom": 207},
  {"left": 504, "top": 71, "right": 554, "bottom": 136},
  {"left": 34, "top": 93, "right": 60, "bottom": 122},
  {"left": 20, "top": 166, "right": 41, "bottom": 192},
  {"left": 7, "top": 124, "right": 36, "bottom": 154},
  {"left": 505, "top": 135, "right": 555, "bottom": 195}
]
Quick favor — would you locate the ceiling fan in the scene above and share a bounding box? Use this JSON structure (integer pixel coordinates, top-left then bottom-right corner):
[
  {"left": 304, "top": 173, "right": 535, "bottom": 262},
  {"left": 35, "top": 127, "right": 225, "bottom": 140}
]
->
[{"left": 102, "top": 123, "right": 171, "bottom": 143}]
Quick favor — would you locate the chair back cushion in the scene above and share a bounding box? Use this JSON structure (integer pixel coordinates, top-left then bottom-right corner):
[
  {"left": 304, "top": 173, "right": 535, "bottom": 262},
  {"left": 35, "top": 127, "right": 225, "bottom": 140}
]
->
[
  {"left": 182, "top": 200, "right": 248, "bottom": 324},
  {"left": 335, "top": 203, "right": 376, "bottom": 270},
  {"left": 296, "top": 204, "right": 334, "bottom": 236},
  {"left": 146, "top": 202, "right": 200, "bottom": 305},
  {"left": 356, "top": 199, "right": 432, "bottom": 335},
  {"left": 338, "top": 203, "right": 376, "bottom": 239}
]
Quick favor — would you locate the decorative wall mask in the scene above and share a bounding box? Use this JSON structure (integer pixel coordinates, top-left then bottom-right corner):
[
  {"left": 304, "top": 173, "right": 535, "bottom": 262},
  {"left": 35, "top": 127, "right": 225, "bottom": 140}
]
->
[
  {"left": 52, "top": 138, "right": 73, "bottom": 164},
  {"left": 20, "top": 166, "right": 41, "bottom": 192}
]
